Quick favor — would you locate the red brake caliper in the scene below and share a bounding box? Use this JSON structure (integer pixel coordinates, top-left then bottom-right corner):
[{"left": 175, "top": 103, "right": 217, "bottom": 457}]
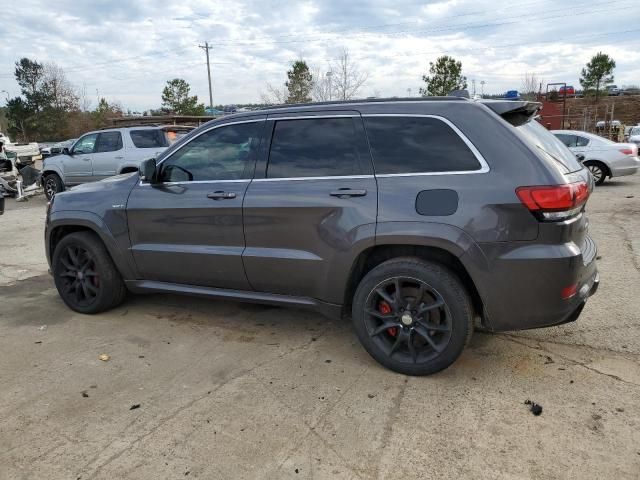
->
[{"left": 379, "top": 301, "right": 397, "bottom": 337}]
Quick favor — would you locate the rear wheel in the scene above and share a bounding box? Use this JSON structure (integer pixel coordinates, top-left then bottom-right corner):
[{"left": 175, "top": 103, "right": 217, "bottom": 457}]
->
[
  {"left": 52, "top": 232, "right": 127, "bottom": 314},
  {"left": 44, "top": 173, "right": 64, "bottom": 199},
  {"left": 585, "top": 161, "right": 607, "bottom": 185},
  {"left": 352, "top": 257, "right": 473, "bottom": 376}
]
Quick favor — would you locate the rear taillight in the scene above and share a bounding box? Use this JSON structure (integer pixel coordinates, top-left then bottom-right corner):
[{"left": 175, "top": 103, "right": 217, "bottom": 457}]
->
[
  {"left": 619, "top": 148, "right": 635, "bottom": 156},
  {"left": 516, "top": 181, "right": 589, "bottom": 221}
]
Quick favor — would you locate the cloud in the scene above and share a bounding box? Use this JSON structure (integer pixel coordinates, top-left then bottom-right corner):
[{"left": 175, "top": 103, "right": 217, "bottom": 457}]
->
[{"left": 1, "top": 0, "right": 638, "bottom": 110}]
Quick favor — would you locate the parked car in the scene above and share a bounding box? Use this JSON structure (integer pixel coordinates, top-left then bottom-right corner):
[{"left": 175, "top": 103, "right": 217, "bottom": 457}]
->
[
  {"left": 552, "top": 129, "right": 639, "bottom": 185},
  {"left": 40, "top": 125, "right": 192, "bottom": 199},
  {"left": 0, "top": 133, "right": 41, "bottom": 166},
  {"left": 49, "top": 139, "right": 76, "bottom": 156},
  {"left": 559, "top": 85, "right": 575, "bottom": 96},
  {"left": 607, "top": 85, "right": 621, "bottom": 96},
  {"left": 621, "top": 86, "right": 640, "bottom": 96},
  {"left": 45, "top": 98, "right": 599, "bottom": 376},
  {"left": 628, "top": 126, "right": 640, "bottom": 148}
]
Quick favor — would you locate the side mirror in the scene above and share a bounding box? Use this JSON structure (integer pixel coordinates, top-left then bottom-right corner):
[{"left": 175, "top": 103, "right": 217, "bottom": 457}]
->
[
  {"left": 139, "top": 158, "right": 158, "bottom": 183},
  {"left": 63, "top": 147, "right": 72, "bottom": 156},
  {"left": 576, "top": 154, "right": 585, "bottom": 162}
]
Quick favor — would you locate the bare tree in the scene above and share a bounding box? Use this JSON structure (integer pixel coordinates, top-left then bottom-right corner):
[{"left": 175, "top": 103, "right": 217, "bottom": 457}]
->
[
  {"left": 43, "top": 63, "right": 79, "bottom": 110},
  {"left": 259, "top": 82, "right": 288, "bottom": 105},
  {"left": 331, "top": 48, "right": 369, "bottom": 101},
  {"left": 311, "top": 67, "right": 333, "bottom": 102},
  {"left": 521, "top": 72, "right": 543, "bottom": 101}
]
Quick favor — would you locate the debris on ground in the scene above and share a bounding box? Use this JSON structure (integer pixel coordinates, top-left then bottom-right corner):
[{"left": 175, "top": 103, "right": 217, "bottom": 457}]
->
[
  {"left": 98, "top": 354, "right": 110, "bottom": 362},
  {"left": 524, "top": 399, "right": 543, "bottom": 416},
  {"left": 81, "top": 391, "right": 89, "bottom": 398},
  {"left": 38, "top": 325, "right": 47, "bottom": 331},
  {"left": 626, "top": 195, "right": 634, "bottom": 199},
  {"left": 34, "top": 341, "right": 42, "bottom": 344},
  {"left": 130, "top": 404, "right": 141, "bottom": 410},
  {"left": 367, "top": 393, "right": 376, "bottom": 399},
  {"left": 616, "top": 407, "right": 624, "bottom": 412},
  {"left": 325, "top": 359, "right": 332, "bottom": 363},
  {"left": 544, "top": 355, "right": 554, "bottom": 364}
]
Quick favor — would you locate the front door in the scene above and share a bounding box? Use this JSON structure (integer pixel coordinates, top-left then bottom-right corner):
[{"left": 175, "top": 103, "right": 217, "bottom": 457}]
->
[
  {"left": 64, "top": 133, "right": 97, "bottom": 184},
  {"left": 242, "top": 114, "right": 378, "bottom": 304},
  {"left": 126, "top": 118, "right": 266, "bottom": 289}
]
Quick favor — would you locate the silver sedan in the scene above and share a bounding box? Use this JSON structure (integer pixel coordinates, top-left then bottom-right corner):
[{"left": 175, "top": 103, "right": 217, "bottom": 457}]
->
[{"left": 552, "top": 130, "right": 640, "bottom": 185}]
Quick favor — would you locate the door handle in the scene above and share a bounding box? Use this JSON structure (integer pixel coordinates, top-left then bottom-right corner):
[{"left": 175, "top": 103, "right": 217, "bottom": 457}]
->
[
  {"left": 329, "top": 188, "right": 367, "bottom": 197},
  {"left": 115, "top": 156, "right": 124, "bottom": 160},
  {"left": 207, "top": 191, "right": 237, "bottom": 200},
  {"left": 82, "top": 157, "right": 91, "bottom": 162}
]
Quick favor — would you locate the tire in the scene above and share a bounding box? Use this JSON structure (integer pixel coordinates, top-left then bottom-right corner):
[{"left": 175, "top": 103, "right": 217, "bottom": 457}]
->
[
  {"left": 584, "top": 161, "right": 607, "bottom": 186},
  {"left": 52, "top": 231, "right": 127, "bottom": 314},
  {"left": 43, "top": 173, "right": 64, "bottom": 200},
  {"left": 352, "top": 257, "right": 473, "bottom": 376}
]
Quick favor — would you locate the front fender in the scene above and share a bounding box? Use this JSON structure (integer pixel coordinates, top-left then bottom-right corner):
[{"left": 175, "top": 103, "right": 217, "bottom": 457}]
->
[
  {"left": 46, "top": 210, "right": 138, "bottom": 280},
  {"left": 42, "top": 164, "right": 65, "bottom": 182}
]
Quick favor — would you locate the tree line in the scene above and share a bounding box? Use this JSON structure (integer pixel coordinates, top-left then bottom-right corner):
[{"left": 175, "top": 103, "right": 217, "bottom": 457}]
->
[{"left": 1, "top": 50, "right": 620, "bottom": 142}]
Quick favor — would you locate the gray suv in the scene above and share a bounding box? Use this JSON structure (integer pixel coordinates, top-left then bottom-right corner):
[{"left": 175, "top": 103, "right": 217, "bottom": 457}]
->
[
  {"left": 44, "top": 98, "right": 599, "bottom": 375},
  {"left": 41, "top": 125, "right": 192, "bottom": 199}
]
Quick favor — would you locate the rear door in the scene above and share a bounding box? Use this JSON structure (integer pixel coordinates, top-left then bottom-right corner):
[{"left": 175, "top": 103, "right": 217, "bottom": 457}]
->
[
  {"left": 64, "top": 133, "right": 97, "bottom": 184},
  {"left": 91, "top": 131, "right": 124, "bottom": 180},
  {"left": 127, "top": 118, "right": 266, "bottom": 289},
  {"left": 242, "top": 112, "right": 377, "bottom": 304}
]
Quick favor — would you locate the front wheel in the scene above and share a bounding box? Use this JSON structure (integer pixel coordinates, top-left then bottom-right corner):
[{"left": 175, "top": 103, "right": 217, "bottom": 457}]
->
[
  {"left": 43, "top": 173, "right": 64, "bottom": 200},
  {"left": 352, "top": 257, "right": 473, "bottom": 376},
  {"left": 52, "top": 231, "right": 127, "bottom": 314}
]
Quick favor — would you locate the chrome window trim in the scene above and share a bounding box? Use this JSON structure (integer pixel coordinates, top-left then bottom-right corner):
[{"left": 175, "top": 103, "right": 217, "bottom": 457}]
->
[
  {"left": 253, "top": 174, "right": 374, "bottom": 182},
  {"left": 266, "top": 114, "right": 358, "bottom": 120},
  {"left": 138, "top": 178, "right": 249, "bottom": 187},
  {"left": 362, "top": 113, "right": 490, "bottom": 176}
]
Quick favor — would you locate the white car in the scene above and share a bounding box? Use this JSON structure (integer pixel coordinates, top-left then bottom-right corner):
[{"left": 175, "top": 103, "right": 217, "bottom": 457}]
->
[
  {"left": 628, "top": 126, "right": 640, "bottom": 149},
  {"left": 552, "top": 130, "right": 639, "bottom": 185}
]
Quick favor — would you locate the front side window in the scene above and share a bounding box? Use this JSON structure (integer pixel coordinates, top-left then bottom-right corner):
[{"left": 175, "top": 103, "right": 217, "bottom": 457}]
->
[
  {"left": 364, "top": 116, "right": 482, "bottom": 174},
  {"left": 95, "top": 132, "right": 123, "bottom": 153},
  {"left": 72, "top": 134, "right": 98, "bottom": 154},
  {"left": 267, "top": 118, "right": 364, "bottom": 178},
  {"left": 159, "top": 122, "right": 262, "bottom": 182}
]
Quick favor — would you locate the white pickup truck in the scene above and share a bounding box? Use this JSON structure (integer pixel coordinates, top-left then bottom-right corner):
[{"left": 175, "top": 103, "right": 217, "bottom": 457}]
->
[{"left": 0, "top": 132, "right": 41, "bottom": 166}]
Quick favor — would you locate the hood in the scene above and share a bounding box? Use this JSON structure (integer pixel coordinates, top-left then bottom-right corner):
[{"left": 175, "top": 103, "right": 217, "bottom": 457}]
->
[{"left": 51, "top": 172, "right": 139, "bottom": 214}]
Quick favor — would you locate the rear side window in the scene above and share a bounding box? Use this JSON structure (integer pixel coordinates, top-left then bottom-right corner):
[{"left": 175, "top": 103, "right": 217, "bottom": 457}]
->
[
  {"left": 130, "top": 129, "right": 168, "bottom": 148},
  {"left": 364, "top": 116, "right": 482, "bottom": 174},
  {"left": 517, "top": 121, "right": 583, "bottom": 173},
  {"left": 267, "top": 118, "right": 364, "bottom": 178},
  {"left": 95, "top": 132, "right": 123, "bottom": 153},
  {"left": 555, "top": 133, "right": 577, "bottom": 147}
]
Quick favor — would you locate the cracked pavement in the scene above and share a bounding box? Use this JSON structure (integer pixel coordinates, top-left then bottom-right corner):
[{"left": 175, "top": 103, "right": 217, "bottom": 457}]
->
[{"left": 1, "top": 178, "right": 639, "bottom": 479}]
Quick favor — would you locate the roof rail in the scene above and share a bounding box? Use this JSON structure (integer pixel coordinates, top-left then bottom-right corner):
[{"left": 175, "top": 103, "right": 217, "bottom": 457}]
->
[{"left": 262, "top": 96, "right": 467, "bottom": 110}]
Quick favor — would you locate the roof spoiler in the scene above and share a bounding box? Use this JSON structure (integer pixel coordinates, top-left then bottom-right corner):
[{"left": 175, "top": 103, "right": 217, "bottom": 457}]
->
[{"left": 478, "top": 100, "right": 542, "bottom": 127}]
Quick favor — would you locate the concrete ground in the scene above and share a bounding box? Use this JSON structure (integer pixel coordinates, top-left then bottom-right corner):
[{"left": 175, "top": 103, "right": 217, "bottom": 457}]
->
[{"left": 1, "top": 178, "right": 639, "bottom": 480}]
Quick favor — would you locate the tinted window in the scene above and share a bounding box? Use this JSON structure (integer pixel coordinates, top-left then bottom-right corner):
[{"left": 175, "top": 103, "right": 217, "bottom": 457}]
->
[
  {"left": 364, "top": 117, "right": 481, "bottom": 174},
  {"left": 95, "top": 132, "right": 123, "bottom": 153},
  {"left": 72, "top": 134, "right": 98, "bottom": 154},
  {"left": 160, "top": 122, "right": 262, "bottom": 182},
  {"left": 516, "top": 121, "right": 583, "bottom": 173},
  {"left": 267, "top": 118, "right": 364, "bottom": 178},
  {"left": 130, "top": 129, "right": 168, "bottom": 148},
  {"left": 555, "top": 134, "right": 577, "bottom": 148},
  {"left": 576, "top": 136, "right": 590, "bottom": 147}
]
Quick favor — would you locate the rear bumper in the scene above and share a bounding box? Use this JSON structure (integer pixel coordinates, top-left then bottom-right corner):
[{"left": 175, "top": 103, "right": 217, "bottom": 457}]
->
[
  {"left": 467, "top": 236, "right": 599, "bottom": 332},
  {"left": 610, "top": 157, "right": 640, "bottom": 177}
]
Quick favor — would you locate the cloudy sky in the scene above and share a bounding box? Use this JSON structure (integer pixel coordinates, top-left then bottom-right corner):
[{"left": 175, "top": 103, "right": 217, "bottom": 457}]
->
[{"left": 1, "top": 0, "right": 639, "bottom": 111}]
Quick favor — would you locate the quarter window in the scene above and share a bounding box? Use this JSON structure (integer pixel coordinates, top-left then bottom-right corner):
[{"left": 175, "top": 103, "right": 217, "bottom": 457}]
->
[
  {"left": 267, "top": 118, "right": 365, "bottom": 178},
  {"left": 159, "top": 122, "right": 262, "bottom": 182},
  {"left": 95, "top": 132, "right": 123, "bottom": 153},
  {"left": 576, "top": 136, "right": 590, "bottom": 147},
  {"left": 364, "top": 116, "right": 482, "bottom": 174}
]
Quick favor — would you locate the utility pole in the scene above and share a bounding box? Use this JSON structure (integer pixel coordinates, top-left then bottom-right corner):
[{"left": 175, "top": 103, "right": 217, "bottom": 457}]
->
[{"left": 199, "top": 42, "right": 213, "bottom": 109}]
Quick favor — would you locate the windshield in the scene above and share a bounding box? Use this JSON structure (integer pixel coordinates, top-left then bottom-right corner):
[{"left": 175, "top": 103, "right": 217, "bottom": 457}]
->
[{"left": 515, "top": 120, "right": 583, "bottom": 173}]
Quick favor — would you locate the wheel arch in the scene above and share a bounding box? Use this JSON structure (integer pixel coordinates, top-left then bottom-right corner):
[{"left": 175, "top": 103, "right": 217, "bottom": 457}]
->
[
  {"left": 583, "top": 158, "right": 611, "bottom": 177},
  {"left": 47, "top": 212, "right": 137, "bottom": 280},
  {"left": 343, "top": 243, "right": 485, "bottom": 323}
]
